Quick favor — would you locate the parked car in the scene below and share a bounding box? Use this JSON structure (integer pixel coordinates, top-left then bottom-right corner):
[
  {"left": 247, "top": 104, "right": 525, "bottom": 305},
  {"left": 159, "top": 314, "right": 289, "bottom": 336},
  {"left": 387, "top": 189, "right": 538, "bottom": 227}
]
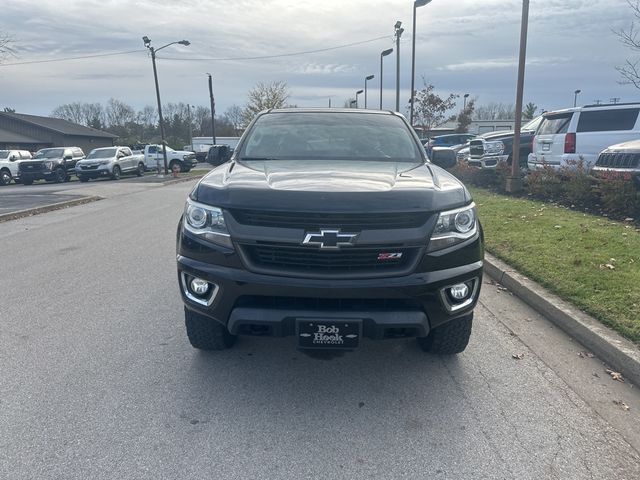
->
[
  {"left": 0, "top": 149, "right": 32, "bottom": 185},
  {"left": 528, "top": 103, "right": 640, "bottom": 171},
  {"left": 426, "top": 134, "right": 476, "bottom": 156},
  {"left": 205, "top": 145, "right": 233, "bottom": 166},
  {"left": 19, "top": 147, "right": 85, "bottom": 185},
  {"left": 468, "top": 115, "right": 543, "bottom": 169},
  {"left": 591, "top": 139, "right": 640, "bottom": 186},
  {"left": 75, "top": 146, "right": 145, "bottom": 181},
  {"left": 142, "top": 144, "right": 197, "bottom": 172},
  {"left": 176, "top": 108, "right": 483, "bottom": 354}
]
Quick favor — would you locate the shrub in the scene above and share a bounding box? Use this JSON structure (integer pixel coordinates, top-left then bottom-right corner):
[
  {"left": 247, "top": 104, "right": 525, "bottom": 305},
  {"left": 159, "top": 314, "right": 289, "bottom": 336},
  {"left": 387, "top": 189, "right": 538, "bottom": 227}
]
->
[
  {"left": 597, "top": 171, "right": 640, "bottom": 218},
  {"left": 525, "top": 165, "right": 564, "bottom": 200},
  {"left": 560, "top": 160, "right": 598, "bottom": 208}
]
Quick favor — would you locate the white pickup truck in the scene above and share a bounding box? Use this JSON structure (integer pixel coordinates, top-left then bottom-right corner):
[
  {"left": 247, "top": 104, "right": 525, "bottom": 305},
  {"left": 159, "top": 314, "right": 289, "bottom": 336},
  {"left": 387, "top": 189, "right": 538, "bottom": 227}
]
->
[{"left": 142, "top": 145, "right": 197, "bottom": 172}]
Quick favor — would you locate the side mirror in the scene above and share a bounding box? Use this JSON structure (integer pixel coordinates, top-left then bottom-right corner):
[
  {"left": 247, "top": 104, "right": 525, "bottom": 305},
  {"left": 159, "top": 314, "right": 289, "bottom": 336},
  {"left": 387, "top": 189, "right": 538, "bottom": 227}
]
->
[
  {"left": 64, "top": 155, "right": 72, "bottom": 160},
  {"left": 430, "top": 147, "right": 457, "bottom": 169},
  {"left": 9, "top": 155, "right": 18, "bottom": 161}
]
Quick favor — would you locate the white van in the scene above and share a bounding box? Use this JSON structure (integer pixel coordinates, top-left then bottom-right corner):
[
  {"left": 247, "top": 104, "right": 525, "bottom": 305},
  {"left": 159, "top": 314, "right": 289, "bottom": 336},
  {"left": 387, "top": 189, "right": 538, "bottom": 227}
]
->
[{"left": 528, "top": 103, "right": 640, "bottom": 171}]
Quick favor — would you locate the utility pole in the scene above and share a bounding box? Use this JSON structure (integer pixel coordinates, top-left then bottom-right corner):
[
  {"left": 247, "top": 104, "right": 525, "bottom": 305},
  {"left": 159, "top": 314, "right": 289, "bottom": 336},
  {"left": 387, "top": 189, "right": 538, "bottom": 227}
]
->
[
  {"left": 207, "top": 73, "right": 216, "bottom": 145},
  {"left": 187, "top": 103, "right": 193, "bottom": 150},
  {"left": 394, "top": 22, "right": 404, "bottom": 112}
]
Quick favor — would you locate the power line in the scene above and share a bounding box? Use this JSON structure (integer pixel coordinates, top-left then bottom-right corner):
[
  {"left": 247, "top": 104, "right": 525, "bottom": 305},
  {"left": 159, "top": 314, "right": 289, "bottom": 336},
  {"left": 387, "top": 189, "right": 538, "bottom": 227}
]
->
[
  {"left": 0, "top": 35, "right": 391, "bottom": 68},
  {"left": 156, "top": 35, "right": 392, "bottom": 61},
  {"left": 0, "top": 49, "right": 146, "bottom": 67}
]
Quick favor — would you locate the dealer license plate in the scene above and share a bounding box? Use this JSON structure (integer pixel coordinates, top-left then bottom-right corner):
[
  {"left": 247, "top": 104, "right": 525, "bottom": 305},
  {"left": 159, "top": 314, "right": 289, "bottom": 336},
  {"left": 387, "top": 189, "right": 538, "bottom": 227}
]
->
[{"left": 296, "top": 319, "right": 361, "bottom": 350}]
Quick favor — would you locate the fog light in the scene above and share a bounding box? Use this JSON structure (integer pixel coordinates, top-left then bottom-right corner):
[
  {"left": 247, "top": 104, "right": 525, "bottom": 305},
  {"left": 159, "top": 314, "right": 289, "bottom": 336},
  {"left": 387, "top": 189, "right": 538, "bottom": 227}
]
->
[
  {"left": 449, "top": 283, "right": 469, "bottom": 301},
  {"left": 190, "top": 277, "right": 210, "bottom": 296}
]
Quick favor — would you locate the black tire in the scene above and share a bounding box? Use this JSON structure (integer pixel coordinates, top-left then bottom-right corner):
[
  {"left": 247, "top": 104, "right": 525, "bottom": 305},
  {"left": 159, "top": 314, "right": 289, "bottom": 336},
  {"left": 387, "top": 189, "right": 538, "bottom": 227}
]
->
[
  {"left": 53, "top": 167, "right": 66, "bottom": 183},
  {"left": 417, "top": 313, "right": 473, "bottom": 354},
  {"left": 185, "top": 307, "right": 236, "bottom": 350},
  {"left": 169, "top": 160, "right": 183, "bottom": 174},
  {"left": 136, "top": 163, "right": 145, "bottom": 177},
  {"left": 22, "top": 177, "right": 33, "bottom": 185},
  {"left": 0, "top": 169, "right": 11, "bottom": 186},
  {"left": 79, "top": 175, "right": 90, "bottom": 183},
  {"left": 111, "top": 165, "right": 121, "bottom": 180}
]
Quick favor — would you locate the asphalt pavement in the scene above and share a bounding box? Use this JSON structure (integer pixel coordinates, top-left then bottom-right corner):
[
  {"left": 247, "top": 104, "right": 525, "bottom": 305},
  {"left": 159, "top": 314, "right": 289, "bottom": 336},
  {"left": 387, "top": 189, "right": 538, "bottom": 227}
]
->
[{"left": 1, "top": 181, "right": 639, "bottom": 480}]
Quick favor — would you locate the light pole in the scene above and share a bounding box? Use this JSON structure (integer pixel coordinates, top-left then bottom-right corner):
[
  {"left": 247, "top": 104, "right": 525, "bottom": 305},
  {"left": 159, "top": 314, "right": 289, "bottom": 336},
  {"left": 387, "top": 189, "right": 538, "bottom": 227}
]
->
[
  {"left": 142, "top": 36, "right": 190, "bottom": 175},
  {"left": 206, "top": 73, "right": 216, "bottom": 145},
  {"left": 364, "top": 74, "right": 374, "bottom": 109},
  {"left": 355, "top": 89, "right": 364, "bottom": 108},
  {"left": 394, "top": 21, "right": 404, "bottom": 112},
  {"left": 380, "top": 48, "right": 393, "bottom": 109},
  {"left": 410, "top": 0, "right": 433, "bottom": 126},
  {"left": 574, "top": 89, "right": 581, "bottom": 107},
  {"left": 463, "top": 93, "right": 470, "bottom": 110},
  {"left": 187, "top": 103, "right": 193, "bottom": 150}
]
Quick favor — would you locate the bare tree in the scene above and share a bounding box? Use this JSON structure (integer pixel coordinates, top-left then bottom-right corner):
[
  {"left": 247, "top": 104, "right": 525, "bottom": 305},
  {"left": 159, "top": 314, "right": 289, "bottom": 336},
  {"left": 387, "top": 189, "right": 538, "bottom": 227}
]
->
[
  {"left": 0, "top": 33, "right": 15, "bottom": 63},
  {"left": 51, "top": 102, "right": 86, "bottom": 124},
  {"left": 409, "top": 79, "right": 458, "bottom": 136},
  {"left": 137, "top": 105, "right": 157, "bottom": 127},
  {"left": 615, "top": 0, "right": 640, "bottom": 88},
  {"left": 473, "top": 102, "right": 516, "bottom": 120},
  {"left": 223, "top": 105, "right": 244, "bottom": 134},
  {"left": 243, "top": 81, "right": 290, "bottom": 124},
  {"left": 105, "top": 98, "right": 135, "bottom": 127}
]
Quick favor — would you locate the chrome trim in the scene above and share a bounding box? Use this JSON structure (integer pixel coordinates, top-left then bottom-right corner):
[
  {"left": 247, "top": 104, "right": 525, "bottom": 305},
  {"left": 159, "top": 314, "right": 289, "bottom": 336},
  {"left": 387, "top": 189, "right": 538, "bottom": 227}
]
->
[{"left": 438, "top": 277, "right": 480, "bottom": 313}]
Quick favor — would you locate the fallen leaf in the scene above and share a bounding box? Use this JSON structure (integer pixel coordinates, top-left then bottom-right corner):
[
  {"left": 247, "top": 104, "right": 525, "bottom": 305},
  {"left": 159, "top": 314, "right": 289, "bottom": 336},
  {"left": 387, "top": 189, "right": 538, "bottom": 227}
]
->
[
  {"left": 613, "top": 400, "right": 630, "bottom": 411},
  {"left": 606, "top": 369, "right": 625, "bottom": 382},
  {"left": 577, "top": 351, "right": 595, "bottom": 358},
  {"left": 554, "top": 225, "right": 562, "bottom": 229},
  {"left": 512, "top": 353, "right": 524, "bottom": 360}
]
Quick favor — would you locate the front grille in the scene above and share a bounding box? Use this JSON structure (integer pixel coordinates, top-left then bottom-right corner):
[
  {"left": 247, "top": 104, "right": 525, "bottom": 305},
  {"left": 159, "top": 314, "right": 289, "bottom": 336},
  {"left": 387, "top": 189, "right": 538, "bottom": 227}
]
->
[
  {"left": 80, "top": 165, "right": 99, "bottom": 170},
  {"left": 596, "top": 152, "right": 640, "bottom": 169},
  {"left": 469, "top": 140, "right": 484, "bottom": 158},
  {"left": 229, "top": 209, "right": 430, "bottom": 230},
  {"left": 19, "top": 162, "right": 45, "bottom": 172},
  {"left": 240, "top": 243, "right": 419, "bottom": 275}
]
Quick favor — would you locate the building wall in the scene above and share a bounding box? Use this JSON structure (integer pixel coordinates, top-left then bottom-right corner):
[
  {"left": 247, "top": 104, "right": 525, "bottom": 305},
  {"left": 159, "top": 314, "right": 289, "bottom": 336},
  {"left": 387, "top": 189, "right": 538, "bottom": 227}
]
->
[{"left": 60, "top": 135, "right": 115, "bottom": 154}]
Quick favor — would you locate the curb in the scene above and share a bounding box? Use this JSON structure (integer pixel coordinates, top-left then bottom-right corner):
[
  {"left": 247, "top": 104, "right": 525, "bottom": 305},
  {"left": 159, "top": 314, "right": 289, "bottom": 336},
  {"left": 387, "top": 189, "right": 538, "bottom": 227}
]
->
[
  {"left": 0, "top": 196, "right": 102, "bottom": 223},
  {"left": 484, "top": 252, "right": 640, "bottom": 387}
]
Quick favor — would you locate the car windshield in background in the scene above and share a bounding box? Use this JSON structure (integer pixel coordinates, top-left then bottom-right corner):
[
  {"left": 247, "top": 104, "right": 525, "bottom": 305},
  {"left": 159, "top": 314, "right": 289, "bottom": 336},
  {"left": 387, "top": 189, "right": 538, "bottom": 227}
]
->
[
  {"left": 239, "top": 112, "right": 422, "bottom": 163},
  {"left": 0, "top": 150, "right": 10, "bottom": 157},
  {"left": 34, "top": 148, "right": 65, "bottom": 159},
  {"left": 538, "top": 113, "right": 572, "bottom": 135},
  {"left": 87, "top": 148, "right": 117, "bottom": 159}
]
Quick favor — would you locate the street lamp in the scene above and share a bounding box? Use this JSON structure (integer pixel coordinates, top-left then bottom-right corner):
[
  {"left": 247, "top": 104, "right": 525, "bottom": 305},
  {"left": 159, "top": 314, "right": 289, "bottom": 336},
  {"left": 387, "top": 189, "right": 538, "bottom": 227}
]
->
[
  {"left": 394, "top": 21, "right": 404, "bottom": 112},
  {"left": 410, "top": 0, "right": 433, "bottom": 126},
  {"left": 355, "top": 89, "right": 364, "bottom": 108},
  {"left": 364, "top": 74, "right": 374, "bottom": 109},
  {"left": 380, "top": 48, "right": 393, "bottom": 109},
  {"left": 574, "top": 89, "right": 581, "bottom": 107},
  {"left": 142, "top": 36, "right": 190, "bottom": 175},
  {"left": 463, "top": 93, "right": 470, "bottom": 110}
]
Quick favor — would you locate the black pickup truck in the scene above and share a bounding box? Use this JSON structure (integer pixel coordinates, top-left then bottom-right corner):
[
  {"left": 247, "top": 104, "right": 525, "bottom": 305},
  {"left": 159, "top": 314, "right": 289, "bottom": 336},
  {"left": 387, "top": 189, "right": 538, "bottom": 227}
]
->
[
  {"left": 176, "top": 109, "right": 484, "bottom": 354},
  {"left": 19, "top": 147, "right": 85, "bottom": 184},
  {"left": 468, "top": 116, "right": 542, "bottom": 168}
]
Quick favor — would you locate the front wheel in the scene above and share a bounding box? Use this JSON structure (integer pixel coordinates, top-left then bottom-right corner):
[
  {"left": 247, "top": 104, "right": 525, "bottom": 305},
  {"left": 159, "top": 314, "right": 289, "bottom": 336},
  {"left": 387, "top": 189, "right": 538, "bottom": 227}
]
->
[
  {"left": 53, "top": 167, "right": 66, "bottom": 183},
  {"left": 417, "top": 313, "right": 473, "bottom": 354},
  {"left": 136, "top": 163, "right": 144, "bottom": 177},
  {"left": 169, "top": 160, "right": 182, "bottom": 174},
  {"left": 0, "top": 170, "right": 11, "bottom": 186},
  {"left": 185, "top": 308, "right": 236, "bottom": 350},
  {"left": 111, "top": 165, "right": 121, "bottom": 180}
]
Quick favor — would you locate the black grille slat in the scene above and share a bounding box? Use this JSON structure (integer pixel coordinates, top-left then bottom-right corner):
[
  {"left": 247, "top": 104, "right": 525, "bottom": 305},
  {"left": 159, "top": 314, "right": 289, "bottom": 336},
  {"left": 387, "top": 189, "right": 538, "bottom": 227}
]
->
[
  {"left": 242, "top": 244, "right": 416, "bottom": 274},
  {"left": 229, "top": 210, "right": 429, "bottom": 230},
  {"left": 469, "top": 140, "right": 484, "bottom": 158},
  {"left": 596, "top": 152, "right": 640, "bottom": 168}
]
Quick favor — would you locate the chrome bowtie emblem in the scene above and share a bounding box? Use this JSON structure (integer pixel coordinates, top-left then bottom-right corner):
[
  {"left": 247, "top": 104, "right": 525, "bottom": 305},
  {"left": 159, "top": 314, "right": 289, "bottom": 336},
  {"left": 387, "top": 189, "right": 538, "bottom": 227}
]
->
[{"left": 302, "top": 229, "right": 359, "bottom": 249}]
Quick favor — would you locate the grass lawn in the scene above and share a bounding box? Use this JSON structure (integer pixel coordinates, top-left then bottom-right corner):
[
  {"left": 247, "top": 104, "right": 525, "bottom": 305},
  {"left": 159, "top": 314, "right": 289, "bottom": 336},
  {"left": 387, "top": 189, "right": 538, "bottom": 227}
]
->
[{"left": 470, "top": 187, "right": 640, "bottom": 344}]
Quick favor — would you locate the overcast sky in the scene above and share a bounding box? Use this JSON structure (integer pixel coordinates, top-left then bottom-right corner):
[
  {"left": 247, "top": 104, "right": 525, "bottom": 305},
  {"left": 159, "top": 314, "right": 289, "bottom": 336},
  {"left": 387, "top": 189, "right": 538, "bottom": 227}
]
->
[{"left": 0, "top": 0, "right": 638, "bottom": 119}]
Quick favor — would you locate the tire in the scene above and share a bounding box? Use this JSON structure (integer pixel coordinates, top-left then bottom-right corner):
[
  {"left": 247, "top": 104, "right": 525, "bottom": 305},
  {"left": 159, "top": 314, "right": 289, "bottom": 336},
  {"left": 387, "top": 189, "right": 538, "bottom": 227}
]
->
[
  {"left": 22, "top": 177, "right": 33, "bottom": 185},
  {"left": 417, "top": 313, "right": 473, "bottom": 354},
  {"left": 79, "top": 175, "right": 89, "bottom": 183},
  {"left": 169, "top": 160, "right": 183, "bottom": 174},
  {"left": 184, "top": 307, "right": 236, "bottom": 350},
  {"left": 136, "top": 163, "right": 145, "bottom": 177},
  {"left": 0, "top": 169, "right": 11, "bottom": 186},
  {"left": 53, "top": 167, "right": 66, "bottom": 183},
  {"left": 111, "top": 165, "right": 121, "bottom": 180}
]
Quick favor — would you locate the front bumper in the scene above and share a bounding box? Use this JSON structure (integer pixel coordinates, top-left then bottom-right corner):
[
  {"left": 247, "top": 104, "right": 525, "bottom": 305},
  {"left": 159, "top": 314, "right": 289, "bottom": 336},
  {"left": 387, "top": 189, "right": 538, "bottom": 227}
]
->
[
  {"left": 76, "top": 166, "right": 111, "bottom": 178},
  {"left": 20, "top": 170, "right": 56, "bottom": 181},
  {"left": 468, "top": 154, "right": 508, "bottom": 168},
  {"left": 177, "top": 231, "right": 484, "bottom": 340}
]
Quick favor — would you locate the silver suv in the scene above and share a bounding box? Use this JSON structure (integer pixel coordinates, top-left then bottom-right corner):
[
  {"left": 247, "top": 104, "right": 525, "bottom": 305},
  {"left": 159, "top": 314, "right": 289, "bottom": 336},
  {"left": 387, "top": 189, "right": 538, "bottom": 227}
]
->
[{"left": 591, "top": 140, "right": 640, "bottom": 186}]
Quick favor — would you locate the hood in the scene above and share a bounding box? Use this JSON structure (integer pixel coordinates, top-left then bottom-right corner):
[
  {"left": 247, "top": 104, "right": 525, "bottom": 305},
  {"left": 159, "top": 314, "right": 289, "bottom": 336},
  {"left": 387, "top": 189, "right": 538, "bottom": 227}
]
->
[
  {"left": 173, "top": 150, "right": 194, "bottom": 156},
  {"left": 602, "top": 139, "right": 640, "bottom": 153},
  {"left": 77, "top": 156, "right": 114, "bottom": 164},
  {"left": 479, "top": 128, "right": 535, "bottom": 141},
  {"left": 195, "top": 159, "right": 470, "bottom": 213}
]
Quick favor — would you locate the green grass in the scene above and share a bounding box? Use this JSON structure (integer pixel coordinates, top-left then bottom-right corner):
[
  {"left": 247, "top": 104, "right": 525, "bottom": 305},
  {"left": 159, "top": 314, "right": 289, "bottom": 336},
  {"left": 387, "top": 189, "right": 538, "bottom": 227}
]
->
[{"left": 470, "top": 187, "right": 640, "bottom": 344}]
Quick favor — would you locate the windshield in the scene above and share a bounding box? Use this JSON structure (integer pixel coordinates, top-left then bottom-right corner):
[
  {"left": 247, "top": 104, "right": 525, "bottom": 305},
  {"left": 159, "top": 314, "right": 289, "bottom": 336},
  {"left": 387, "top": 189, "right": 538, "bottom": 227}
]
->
[
  {"left": 523, "top": 115, "right": 543, "bottom": 132},
  {"left": 87, "top": 148, "right": 117, "bottom": 159},
  {"left": 0, "top": 150, "right": 10, "bottom": 158},
  {"left": 34, "top": 148, "right": 64, "bottom": 159},
  {"left": 239, "top": 112, "right": 422, "bottom": 162}
]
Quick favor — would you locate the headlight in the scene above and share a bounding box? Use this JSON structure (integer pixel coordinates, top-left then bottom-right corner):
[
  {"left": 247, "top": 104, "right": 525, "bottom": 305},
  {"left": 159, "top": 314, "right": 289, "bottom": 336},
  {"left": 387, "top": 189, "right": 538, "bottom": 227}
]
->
[
  {"left": 99, "top": 159, "right": 111, "bottom": 165},
  {"left": 484, "top": 141, "right": 505, "bottom": 156},
  {"left": 44, "top": 161, "right": 54, "bottom": 169},
  {"left": 183, "top": 198, "right": 232, "bottom": 248},
  {"left": 427, "top": 203, "right": 478, "bottom": 252}
]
